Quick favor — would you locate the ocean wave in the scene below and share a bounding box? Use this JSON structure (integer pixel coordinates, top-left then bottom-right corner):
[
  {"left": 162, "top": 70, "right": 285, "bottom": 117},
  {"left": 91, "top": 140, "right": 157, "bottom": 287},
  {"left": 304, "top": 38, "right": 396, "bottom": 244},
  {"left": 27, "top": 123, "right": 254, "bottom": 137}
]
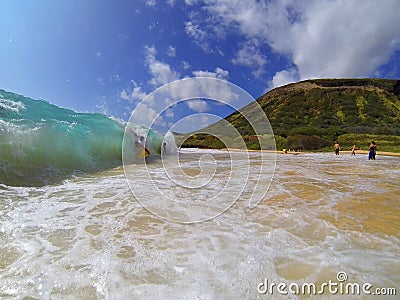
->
[{"left": 0, "top": 89, "right": 172, "bottom": 187}]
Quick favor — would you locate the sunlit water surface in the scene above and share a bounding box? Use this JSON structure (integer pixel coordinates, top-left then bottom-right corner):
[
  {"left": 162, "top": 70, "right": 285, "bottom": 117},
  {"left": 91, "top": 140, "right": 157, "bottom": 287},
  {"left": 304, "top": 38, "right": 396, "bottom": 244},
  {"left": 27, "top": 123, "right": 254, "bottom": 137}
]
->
[{"left": 0, "top": 150, "right": 399, "bottom": 299}]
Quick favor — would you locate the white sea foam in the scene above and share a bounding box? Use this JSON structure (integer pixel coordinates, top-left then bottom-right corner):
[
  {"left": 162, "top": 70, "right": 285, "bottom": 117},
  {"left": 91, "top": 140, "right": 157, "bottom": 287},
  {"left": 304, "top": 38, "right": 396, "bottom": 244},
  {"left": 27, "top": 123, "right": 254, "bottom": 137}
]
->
[
  {"left": 0, "top": 97, "right": 25, "bottom": 113},
  {"left": 0, "top": 151, "right": 399, "bottom": 298}
]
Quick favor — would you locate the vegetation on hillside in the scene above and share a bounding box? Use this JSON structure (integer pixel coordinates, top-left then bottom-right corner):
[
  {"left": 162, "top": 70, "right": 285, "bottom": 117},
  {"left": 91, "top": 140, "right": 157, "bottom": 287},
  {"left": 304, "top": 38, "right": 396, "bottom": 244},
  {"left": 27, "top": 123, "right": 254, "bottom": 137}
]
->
[{"left": 179, "top": 78, "right": 400, "bottom": 152}]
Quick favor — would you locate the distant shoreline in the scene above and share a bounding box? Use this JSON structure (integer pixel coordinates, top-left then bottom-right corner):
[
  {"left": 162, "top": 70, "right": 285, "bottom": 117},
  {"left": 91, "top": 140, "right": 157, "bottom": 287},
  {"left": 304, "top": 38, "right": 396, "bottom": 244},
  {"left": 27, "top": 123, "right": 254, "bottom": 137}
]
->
[{"left": 189, "top": 148, "right": 400, "bottom": 157}]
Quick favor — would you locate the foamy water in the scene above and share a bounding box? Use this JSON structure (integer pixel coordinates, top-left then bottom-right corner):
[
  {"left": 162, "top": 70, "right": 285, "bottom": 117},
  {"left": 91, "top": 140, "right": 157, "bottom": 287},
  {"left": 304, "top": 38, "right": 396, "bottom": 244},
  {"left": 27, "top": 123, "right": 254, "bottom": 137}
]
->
[{"left": 0, "top": 150, "right": 399, "bottom": 299}]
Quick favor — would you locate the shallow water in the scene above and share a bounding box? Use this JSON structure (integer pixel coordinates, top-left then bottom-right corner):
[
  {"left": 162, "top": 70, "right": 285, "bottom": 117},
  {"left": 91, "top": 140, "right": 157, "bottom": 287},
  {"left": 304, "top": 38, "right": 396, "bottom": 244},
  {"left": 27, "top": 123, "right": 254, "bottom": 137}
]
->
[{"left": 0, "top": 150, "right": 399, "bottom": 299}]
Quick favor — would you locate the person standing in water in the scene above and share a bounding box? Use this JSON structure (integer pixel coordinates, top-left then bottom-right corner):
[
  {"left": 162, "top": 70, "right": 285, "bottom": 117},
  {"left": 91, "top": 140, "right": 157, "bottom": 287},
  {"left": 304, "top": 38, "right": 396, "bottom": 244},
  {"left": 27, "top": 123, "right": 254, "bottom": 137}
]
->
[
  {"left": 368, "top": 141, "right": 377, "bottom": 160},
  {"left": 162, "top": 142, "right": 167, "bottom": 154},
  {"left": 350, "top": 143, "right": 357, "bottom": 155},
  {"left": 334, "top": 141, "right": 340, "bottom": 155},
  {"left": 135, "top": 136, "right": 150, "bottom": 158}
]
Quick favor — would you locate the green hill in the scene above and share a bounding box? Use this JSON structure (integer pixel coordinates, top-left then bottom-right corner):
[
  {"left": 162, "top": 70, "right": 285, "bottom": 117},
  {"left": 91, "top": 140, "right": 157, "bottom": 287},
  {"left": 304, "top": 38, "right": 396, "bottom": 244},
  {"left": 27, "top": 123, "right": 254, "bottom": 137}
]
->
[{"left": 180, "top": 78, "right": 400, "bottom": 152}]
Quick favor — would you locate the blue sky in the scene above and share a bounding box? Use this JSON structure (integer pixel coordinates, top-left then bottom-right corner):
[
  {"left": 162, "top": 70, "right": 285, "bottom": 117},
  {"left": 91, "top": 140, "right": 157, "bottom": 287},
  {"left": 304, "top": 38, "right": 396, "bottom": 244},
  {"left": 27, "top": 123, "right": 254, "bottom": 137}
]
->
[{"left": 1, "top": 0, "right": 400, "bottom": 132}]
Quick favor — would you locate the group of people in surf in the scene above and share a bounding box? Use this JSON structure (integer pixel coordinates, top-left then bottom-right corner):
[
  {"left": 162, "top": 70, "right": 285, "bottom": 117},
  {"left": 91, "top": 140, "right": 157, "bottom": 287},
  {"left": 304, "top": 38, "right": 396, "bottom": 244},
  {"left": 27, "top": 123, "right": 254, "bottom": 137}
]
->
[{"left": 334, "top": 140, "right": 377, "bottom": 159}]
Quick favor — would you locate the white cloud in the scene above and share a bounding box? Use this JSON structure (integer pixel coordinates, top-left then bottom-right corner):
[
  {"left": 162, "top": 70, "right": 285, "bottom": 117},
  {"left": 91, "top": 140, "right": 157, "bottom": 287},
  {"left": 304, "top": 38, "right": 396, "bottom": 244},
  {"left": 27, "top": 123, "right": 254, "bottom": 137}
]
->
[
  {"left": 131, "top": 83, "right": 148, "bottom": 101},
  {"left": 288, "top": 0, "right": 400, "bottom": 80},
  {"left": 185, "top": 21, "right": 206, "bottom": 42},
  {"left": 165, "top": 108, "right": 174, "bottom": 118},
  {"left": 167, "top": 45, "right": 176, "bottom": 57},
  {"left": 120, "top": 81, "right": 148, "bottom": 102},
  {"left": 189, "top": 0, "right": 400, "bottom": 87},
  {"left": 164, "top": 97, "right": 174, "bottom": 106},
  {"left": 269, "top": 68, "right": 299, "bottom": 89},
  {"left": 185, "top": 21, "right": 214, "bottom": 53},
  {"left": 167, "top": 0, "right": 176, "bottom": 7},
  {"left": 126, "top": 78, "right": 254, "bottom": 133},
  {"left": 170, "top": 113, "right": 220, "bottom": 134},
  {"left": 182, "top": 61, "right": 191, "bottom": 70},
  {"left": 215, "top": 67, "right": 229, "bottom": 79},
  {"left": 160, "top": 77, "right": 240, "bottom": 106},
  {"left": 148, "top": 60, "right": 179, "bottom": 86},
  {"left": 186, "top": 99, "right": 209, "bottom": 112},
  {"left": 231, "top": 39, "right": 267, "bottom": 78},
  {"left": 146, "top": 0, "right": 156, "bottom": 7},
  {"left": 132, "top": 102, "right": 166, "bottom": 127},
  {"left": 144, "top": 46, "right": 180, "bottom": 86},
  {"left": 120, "top": 90, "right": 130, "bottom": 100},
  {"left": 185, "top": 0, "right": 199, "bottom": 5},
  {"left": 144, "top": 45, "right": 157, "bottom": 57},
  {"left": 192, "top": 67, "right": 229, "bottom": 79}
]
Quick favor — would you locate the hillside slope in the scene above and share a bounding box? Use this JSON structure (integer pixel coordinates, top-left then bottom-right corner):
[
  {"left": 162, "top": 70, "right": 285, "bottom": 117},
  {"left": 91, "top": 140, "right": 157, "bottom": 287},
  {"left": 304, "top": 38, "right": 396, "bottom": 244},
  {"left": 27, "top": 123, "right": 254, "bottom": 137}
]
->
[{"left": 181, "top": 78, "right": 400, "bottom": 151}]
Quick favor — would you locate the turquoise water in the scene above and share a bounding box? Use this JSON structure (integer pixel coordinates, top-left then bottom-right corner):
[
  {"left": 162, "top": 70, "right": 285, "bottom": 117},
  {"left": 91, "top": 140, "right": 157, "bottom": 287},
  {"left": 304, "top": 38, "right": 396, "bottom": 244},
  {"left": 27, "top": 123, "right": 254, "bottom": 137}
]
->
[{"left": 0, "top": 90, "right": 169, "bottom": 186}]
